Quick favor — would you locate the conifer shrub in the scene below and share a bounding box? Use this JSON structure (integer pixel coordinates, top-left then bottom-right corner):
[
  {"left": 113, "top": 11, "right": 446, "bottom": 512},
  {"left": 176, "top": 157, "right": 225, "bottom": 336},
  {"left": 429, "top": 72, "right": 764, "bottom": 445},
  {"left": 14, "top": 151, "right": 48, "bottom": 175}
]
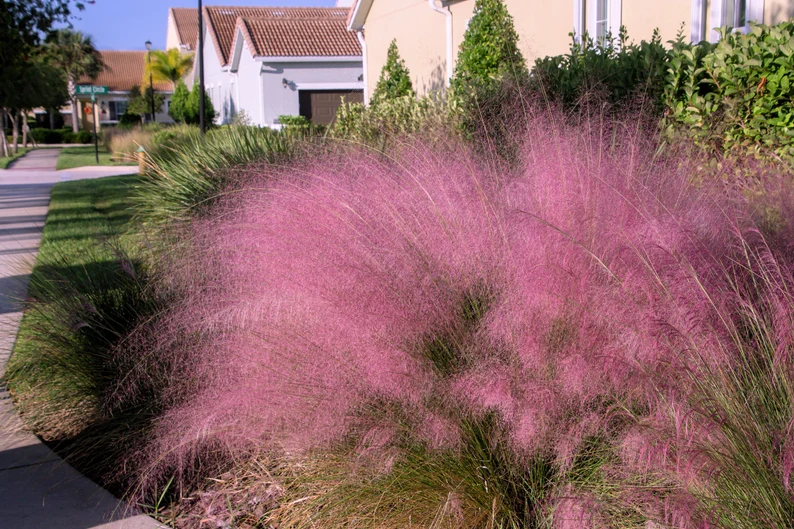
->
[
  {"left": 168, "top": 80, "right": 190, "bottom": 123},
  {"left": 450, "top": 0, "right": 529, "bottom": 138},
  {"left": 370, "top": 40, "right": 415, "bottom": 106}
]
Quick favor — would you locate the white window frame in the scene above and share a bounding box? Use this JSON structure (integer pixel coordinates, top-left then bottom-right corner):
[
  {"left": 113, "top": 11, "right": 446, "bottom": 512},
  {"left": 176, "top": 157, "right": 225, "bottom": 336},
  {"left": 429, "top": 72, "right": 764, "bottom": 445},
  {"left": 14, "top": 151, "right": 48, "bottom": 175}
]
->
[
  {"left": 707, "top": 0, "right": 764, "bottom": 42},
  {"left": 583, "top": 0, "right": 622, "bottom": 43}
]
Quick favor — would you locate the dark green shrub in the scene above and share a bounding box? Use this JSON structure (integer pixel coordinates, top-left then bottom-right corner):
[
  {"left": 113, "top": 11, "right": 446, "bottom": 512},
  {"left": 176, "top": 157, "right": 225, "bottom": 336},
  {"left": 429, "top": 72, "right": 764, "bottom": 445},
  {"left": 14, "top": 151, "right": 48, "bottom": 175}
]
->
[
  {"left": 370, "top": 40, "right": 414, "bottom": 106},
  {"left": 184, "top": 83, "right": 216, "bottom": 126},
  {"left": 169, "top": 80, "right": 190, "bottom": 123},
  {"left": 75, "top": 130, "right": 94, "bottom": 144},
  {"left": 62, "top": 131, "right": 77, "bottom": 144},
  {"left": 119, "top": 112, "right": 142, "bottom": 129},
  {"left": 532, "top": 28, "right": 670, "bottom": 111},
  {"left": 664, "top": 22, "right": 794, "bottom": 160},
  {"left": 31, "top": 128, "right": 63, "bottom": 144},
  {"left": 138, "top": 125, "right": 298, "bottom": 224}
]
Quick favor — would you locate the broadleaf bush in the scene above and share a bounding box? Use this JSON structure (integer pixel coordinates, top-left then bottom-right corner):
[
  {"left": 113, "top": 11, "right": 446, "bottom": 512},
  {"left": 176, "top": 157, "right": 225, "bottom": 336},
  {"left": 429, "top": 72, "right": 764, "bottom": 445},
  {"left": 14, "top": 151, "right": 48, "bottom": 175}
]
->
[{"left": 664, "top": 22, "right": 794, "bottom": 160}]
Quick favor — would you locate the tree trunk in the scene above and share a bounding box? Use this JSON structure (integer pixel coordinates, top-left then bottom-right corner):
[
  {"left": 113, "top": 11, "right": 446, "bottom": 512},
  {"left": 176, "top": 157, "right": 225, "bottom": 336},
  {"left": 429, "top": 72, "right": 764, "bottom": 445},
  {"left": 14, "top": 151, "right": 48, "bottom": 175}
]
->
[
  {"left": 49, "top": 109, "right": 55, "bottom": 130},
  {"left": 22, "top": 111, "right": 33, "bottom": 148},
  {"left": 26, "top": 116, "right": 38, "bottom": 148},
  {"left": 69, "top": 77, "right": 80, "bottom": 133},
  {"left": 9, "top": 111, "right": 19, "bottom": 154},
  {"left": 0, "top": 109, "right": 9, "bottom": 158}
]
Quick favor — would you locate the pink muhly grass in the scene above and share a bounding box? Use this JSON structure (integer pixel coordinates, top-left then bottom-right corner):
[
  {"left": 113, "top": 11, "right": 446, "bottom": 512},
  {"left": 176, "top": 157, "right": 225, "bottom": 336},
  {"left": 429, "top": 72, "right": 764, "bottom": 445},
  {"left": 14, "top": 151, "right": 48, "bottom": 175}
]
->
[{"left": 129, "top": 109, "right": 794, "bottom": 526}]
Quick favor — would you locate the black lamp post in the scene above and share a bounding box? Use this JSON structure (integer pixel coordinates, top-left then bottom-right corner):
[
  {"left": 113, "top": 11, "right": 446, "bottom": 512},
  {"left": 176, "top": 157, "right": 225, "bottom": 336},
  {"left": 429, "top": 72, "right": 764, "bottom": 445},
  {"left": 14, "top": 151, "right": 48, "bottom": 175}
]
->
[
  {"left": 145, "top": 39, "right": 155, "bottom": 123},
  {"left": 198, "top": 0, "right": 205, "bottom": 134}
]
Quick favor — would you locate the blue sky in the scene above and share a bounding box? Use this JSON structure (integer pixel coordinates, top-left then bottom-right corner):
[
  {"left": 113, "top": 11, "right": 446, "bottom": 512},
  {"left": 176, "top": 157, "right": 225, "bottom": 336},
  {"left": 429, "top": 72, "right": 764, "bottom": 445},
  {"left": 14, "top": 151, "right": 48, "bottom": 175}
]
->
[{"left": 65, "top": 0, "right": 337, "bottom": 50}]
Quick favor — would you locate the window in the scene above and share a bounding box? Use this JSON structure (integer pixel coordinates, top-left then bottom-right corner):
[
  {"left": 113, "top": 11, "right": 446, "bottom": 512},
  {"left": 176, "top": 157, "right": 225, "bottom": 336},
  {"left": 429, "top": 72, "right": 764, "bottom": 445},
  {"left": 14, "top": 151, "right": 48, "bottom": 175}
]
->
[
  {"left": 727, "top": 0, "right": 748, "bottom": 29},
  {"left": 595, "top": 0, "right": 609, "bottom": 41},
  {"left": 109, "top": 100, "right": 127, "bottom": 121},
  {"left": 579, "top": 0, "right": 620, "bottom": 44},
  {"left": 706, "top": 0, "right": 761, "bottom": 41}
]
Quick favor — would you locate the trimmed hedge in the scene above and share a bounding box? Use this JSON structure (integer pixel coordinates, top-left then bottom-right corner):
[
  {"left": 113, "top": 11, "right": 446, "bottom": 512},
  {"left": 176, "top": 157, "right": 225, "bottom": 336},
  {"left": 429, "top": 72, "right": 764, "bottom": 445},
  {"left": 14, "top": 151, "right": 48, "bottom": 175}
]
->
[{"left": 30, "top": 128, "right": 97, "bottom": 144}]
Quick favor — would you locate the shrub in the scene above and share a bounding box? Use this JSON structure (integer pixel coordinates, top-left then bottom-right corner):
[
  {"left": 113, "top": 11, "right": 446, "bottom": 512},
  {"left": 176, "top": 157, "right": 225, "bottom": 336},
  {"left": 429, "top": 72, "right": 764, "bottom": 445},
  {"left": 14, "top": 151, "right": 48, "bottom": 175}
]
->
[
  {"left": 664, "top": 22, "right": 794, "bottom": 161},
  {"left": 333, "top": 96, "right": 450, "bottom": 147},
  {"left": 169, "top": 80, "right": 190, "bottom": 123},
  {"left": 119, "top": 112, "right": 143, "bottom": 129},
  {"left": 61, "top": 131, "right": 77, "bottom": 144},
  {"left": 532, "top": 28, "right": 670, "bottom": 111},
  {"left": 277, "top": 115, "right": 310, "bottom": 128},
  {"left": 122, "top": 109, "right": 794, "bottom": 527},
  {"left": 184, "top": 83, "right": 216, "bottom": 126},
  {"left": 370, "top": 40, "right": 414, "bottom": 106},
  {"left": 75, "top": 130, "right": 95, "bottom": 144},
  {"left": 450, "top": 0, "right": 528, "bottom": 131},
  {"left": 31, "top": 128, "right": 63, "bottom": 144}
]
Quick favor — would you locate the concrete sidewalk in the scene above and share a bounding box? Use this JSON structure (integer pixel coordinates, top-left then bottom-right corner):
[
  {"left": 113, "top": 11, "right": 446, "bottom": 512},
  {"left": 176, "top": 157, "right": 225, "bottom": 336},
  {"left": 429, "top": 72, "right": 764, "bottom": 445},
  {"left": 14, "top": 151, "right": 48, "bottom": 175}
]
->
[{"left": 0, "top": 150, "right": 161, "bottom": 528}]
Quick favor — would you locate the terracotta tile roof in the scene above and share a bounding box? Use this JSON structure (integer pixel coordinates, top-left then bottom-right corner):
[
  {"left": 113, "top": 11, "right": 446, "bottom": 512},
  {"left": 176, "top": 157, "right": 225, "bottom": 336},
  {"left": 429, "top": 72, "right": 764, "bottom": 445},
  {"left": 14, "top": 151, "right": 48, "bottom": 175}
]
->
[
  {"left": 171, "top": 7, "right": 199, "bottom": 51},
  {"left": 237, "top": 16, "right": 362, "bottom": 58},
  {"left": 204, "top": 6, "right": 355, "bottom": 65},
  {"left": 79, "top": 51, "right": 173, "bottom": 93}
]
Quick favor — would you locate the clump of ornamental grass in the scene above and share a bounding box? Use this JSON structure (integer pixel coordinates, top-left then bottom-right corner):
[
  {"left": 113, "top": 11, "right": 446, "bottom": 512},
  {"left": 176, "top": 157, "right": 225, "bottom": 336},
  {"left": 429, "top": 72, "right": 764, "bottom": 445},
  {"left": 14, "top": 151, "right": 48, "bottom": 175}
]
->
[
  {"left": 14, "top": 100, "right": 794, "bottom": 527},
  {"left": 136, "top": 125, "right": 304, "bottom": 226},
  {"left": 2, "top": 243, "right": 171, "bottom": 491},
  {"left": 113, "top": 103, "right": 794, "bottom": 528}
]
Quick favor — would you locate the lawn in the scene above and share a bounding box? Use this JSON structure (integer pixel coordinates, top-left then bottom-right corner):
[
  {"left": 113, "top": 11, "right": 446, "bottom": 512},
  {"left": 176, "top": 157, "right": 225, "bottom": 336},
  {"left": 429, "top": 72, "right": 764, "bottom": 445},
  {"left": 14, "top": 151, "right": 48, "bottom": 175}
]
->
[
  {"left": 56, "top": 145, "right": 137, "bottom": 171},
  {"left": 4, "top": 174, "right": 151, "bottom": 448},
  {"left": 0, "top": 147, "right": 31, "bottom": 169}
]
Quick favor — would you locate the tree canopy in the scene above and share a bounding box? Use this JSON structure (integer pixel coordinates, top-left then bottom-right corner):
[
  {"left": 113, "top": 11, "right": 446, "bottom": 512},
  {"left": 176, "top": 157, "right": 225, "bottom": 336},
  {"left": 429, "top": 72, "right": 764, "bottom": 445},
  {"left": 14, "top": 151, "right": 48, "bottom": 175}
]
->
[{"left": 144, "top": 49, "right": 194, "bottom": 84}]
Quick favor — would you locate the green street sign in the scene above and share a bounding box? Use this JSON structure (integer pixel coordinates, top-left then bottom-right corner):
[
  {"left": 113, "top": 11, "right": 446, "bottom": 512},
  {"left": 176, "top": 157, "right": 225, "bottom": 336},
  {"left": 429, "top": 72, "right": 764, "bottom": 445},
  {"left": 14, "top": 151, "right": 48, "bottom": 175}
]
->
[{"left": 76, "top": 85, "right": 109, "bottom": 95}]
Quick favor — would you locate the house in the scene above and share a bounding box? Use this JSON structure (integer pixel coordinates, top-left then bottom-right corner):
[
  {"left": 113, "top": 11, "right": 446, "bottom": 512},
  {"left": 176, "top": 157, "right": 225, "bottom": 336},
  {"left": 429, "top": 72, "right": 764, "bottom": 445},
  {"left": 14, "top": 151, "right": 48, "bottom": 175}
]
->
[
  {"left": 75, "top": 50, "right": 174, "bottom": 130},
  {"left": 166, "top": 7, "right": 199, "bottom": 85},
  {"left": 348, "top": 0, "right": 794, "bottom": 100},
  {"left": 198, "top": 5, "right": 363, "bottom": 127}
]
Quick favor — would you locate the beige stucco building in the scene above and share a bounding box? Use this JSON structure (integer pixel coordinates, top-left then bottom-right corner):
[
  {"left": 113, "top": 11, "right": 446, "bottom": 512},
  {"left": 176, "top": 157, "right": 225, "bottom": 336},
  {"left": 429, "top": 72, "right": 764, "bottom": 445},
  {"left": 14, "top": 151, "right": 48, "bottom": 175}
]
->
[{"left": 348, "top": 0, "right": 794, "bottom": 101}]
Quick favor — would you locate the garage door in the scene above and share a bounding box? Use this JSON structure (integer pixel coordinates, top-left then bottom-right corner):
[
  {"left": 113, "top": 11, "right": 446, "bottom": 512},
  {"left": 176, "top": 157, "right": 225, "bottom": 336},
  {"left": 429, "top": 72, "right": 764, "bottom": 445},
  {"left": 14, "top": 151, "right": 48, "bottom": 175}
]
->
[{"left": 299, "top": 90, "right": 364, "bottom": 126}]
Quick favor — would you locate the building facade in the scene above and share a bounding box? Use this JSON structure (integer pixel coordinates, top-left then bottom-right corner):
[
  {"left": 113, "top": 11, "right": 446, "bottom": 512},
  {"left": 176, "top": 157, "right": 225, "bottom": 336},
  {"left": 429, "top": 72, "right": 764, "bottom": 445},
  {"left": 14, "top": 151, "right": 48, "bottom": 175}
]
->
[
  {"left": 196, "top": 6, "right": 363, "bottom": 127},
  {"left": 348, "top": 0, "right": 794, "bottom": 100},
  {"left": 76, "top": 50, "right": 174, "bottom": 130}
]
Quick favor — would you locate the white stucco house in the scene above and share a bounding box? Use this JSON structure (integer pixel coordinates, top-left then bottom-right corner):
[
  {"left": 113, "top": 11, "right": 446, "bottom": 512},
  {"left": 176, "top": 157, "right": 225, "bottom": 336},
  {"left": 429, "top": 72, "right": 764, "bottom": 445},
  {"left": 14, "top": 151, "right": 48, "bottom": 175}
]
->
[{"left": 197, "top": 5, "right": 364, "bottom": 127}]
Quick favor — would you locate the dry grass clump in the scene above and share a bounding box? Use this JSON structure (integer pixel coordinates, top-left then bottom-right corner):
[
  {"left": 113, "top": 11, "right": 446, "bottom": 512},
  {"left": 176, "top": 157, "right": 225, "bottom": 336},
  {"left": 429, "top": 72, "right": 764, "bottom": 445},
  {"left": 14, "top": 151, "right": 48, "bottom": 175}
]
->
[{"left": 104, "top": 126, "right": 155, "bottom": 160}]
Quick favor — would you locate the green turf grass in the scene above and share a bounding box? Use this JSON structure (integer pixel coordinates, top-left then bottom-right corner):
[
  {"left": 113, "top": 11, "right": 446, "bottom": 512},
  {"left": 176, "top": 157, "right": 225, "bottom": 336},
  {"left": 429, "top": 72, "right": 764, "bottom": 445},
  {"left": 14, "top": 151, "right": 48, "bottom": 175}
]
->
[{"left": 56, "top": 145, "right": 136, "bottom": 171}]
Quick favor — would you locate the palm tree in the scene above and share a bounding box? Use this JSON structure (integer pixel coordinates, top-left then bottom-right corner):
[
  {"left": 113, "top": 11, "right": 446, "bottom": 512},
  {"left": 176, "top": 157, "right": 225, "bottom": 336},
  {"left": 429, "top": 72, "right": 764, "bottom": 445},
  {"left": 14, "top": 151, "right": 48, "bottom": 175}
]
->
[
  {"left": 143, "top": 49, "right": 194, "bottom": 84},
  {"left": 46, "top": 29, "right": 104, "bottom": 133}
]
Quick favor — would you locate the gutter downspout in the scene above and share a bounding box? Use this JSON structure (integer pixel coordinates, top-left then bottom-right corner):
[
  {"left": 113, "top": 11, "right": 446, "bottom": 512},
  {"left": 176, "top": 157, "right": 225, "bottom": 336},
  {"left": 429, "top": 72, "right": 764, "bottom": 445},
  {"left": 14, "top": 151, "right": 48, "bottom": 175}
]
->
[
  {"left": 258, "top": 65, "right": 266, "bottom": 127},
  {"left": 356, "top": 30, "right": 369, "bottom": 105},
  {"left": 428, "top": 0, "right": 452, "bottom": 86}
]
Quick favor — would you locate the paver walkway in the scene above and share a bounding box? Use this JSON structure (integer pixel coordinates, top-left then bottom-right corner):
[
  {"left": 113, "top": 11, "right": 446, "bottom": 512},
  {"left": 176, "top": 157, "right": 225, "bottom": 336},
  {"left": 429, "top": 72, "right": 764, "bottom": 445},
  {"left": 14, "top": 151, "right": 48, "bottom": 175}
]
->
[{"left": 0, "top": 149, "right": 162, "bottom": 528}]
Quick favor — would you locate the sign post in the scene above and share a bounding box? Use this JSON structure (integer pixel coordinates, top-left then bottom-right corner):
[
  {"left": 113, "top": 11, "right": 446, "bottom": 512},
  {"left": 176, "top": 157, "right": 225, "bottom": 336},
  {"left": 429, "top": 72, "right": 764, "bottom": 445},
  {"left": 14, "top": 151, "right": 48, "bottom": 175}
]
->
[
  {"left": 76, "top": 85, "right": 109, "bottom": 96},
  {"left": 92, "top": 94, "right": 99, "bottom": 164},
  {"left": 76, "top": 86, "right": 107, "bottom": 165}
]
